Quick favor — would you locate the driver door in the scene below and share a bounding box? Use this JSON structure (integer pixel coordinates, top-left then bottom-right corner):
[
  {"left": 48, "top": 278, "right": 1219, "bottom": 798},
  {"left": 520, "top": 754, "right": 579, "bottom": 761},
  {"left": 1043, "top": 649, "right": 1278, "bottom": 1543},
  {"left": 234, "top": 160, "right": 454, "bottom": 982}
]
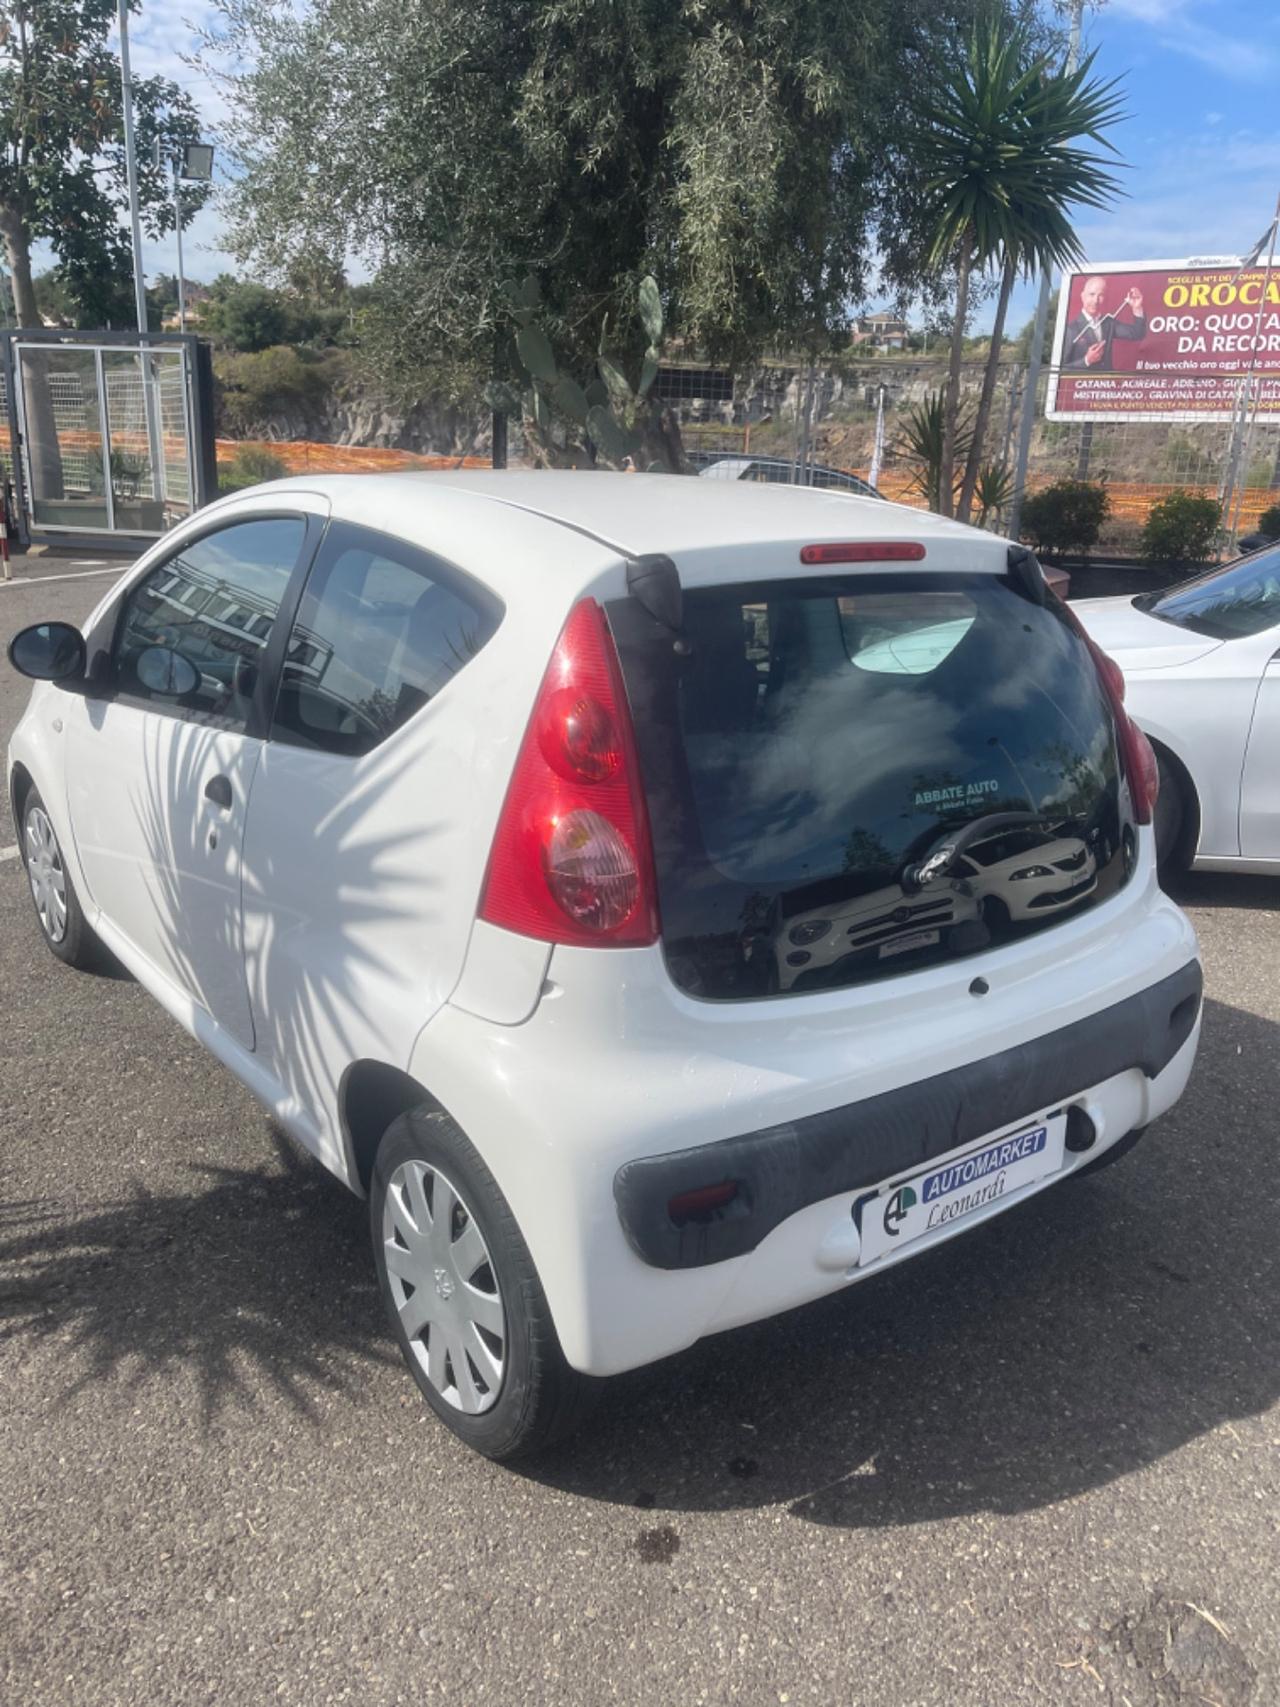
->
[{"left": 63, "top": 511, "right": 318, "bottom": 1049}]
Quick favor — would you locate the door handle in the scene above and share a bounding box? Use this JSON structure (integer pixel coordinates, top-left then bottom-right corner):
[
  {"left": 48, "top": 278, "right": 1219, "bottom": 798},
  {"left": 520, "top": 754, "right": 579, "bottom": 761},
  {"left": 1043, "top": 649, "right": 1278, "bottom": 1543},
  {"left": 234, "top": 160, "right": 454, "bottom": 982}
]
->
[{"left": 204, "top": 774, "right": 233, "bottom": 811}]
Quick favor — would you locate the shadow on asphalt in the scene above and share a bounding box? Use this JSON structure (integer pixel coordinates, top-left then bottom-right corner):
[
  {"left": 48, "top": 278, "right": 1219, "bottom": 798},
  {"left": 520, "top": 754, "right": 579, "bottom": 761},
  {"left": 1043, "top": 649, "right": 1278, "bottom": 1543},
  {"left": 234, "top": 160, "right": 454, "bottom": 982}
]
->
[
  {"left": 1165, "top": 870, "right": 1280, "bottom": 913},
  {"left": 0, "top": 1130, "right": 393, "bottom": 1422},
  {"left": 1, "top": 999, "right": 1275, "bottom": 1530}
]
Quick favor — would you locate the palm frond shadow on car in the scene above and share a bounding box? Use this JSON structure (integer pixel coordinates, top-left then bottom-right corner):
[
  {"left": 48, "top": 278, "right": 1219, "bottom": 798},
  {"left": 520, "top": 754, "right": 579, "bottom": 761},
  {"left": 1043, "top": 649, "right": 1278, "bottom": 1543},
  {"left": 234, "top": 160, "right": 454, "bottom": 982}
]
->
[
  {"left": 121, "top": 715, "right": 445, "bottom": 1163},
  {"left": 0, "top": 1132, "right": 394, "bottom": 1424}
]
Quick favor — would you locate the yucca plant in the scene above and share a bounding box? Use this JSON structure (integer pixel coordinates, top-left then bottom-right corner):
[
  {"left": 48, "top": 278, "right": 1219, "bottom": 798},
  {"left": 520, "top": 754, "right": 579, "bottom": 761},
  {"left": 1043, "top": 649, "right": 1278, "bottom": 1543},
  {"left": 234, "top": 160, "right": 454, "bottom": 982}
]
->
[
  {"left": 897, "top": 390, "right": 974, "bottom": 513},
  {"left": 911, "top": 21, "right": 1126, "bottom": 520},
  {"left": 973, "top": 462, "right": 1014, "bottom": 529}
]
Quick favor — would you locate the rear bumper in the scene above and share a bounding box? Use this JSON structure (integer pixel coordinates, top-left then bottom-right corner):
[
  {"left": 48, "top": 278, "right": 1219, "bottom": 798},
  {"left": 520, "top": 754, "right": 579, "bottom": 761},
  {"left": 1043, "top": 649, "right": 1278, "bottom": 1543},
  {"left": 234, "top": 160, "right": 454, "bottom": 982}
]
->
[
  {"left": 407, "top": 863, "right": 1201, "bottom": 1377},
  {"left": 614, "top": 958, "right": 1201, "bottom": 1270}
]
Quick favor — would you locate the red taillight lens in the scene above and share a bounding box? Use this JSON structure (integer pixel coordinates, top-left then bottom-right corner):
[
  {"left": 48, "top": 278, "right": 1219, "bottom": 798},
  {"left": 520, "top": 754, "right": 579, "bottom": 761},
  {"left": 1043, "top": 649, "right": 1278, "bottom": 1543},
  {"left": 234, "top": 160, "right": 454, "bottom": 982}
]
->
[
  {"left": 799, "top": 541, "right": 926, "bottom": 565},
  {"left": 1057, "top": 600, "right": 1157, "bottom": 825},
  {"left": 479, "top": 599, "right": 659, "bottom": 947}
]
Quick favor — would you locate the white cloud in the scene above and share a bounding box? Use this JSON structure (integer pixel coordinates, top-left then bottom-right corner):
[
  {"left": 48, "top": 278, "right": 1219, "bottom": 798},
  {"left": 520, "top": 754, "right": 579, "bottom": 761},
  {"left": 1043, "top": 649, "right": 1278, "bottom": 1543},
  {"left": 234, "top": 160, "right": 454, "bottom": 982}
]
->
[{"left": 1108, "top": 0, "right": 1278, "bottom": 84}]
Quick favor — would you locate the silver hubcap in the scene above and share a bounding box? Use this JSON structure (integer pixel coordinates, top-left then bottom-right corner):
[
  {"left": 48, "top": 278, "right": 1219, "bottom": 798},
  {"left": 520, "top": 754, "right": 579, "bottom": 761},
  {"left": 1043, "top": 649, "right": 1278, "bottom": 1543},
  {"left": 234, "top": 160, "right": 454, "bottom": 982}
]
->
[
  {"left": 382, "top": 1161, "right": 506, "bottom": 1414},
  {"left": 25, "top": 806, "right": 68, "bottom": 944}
]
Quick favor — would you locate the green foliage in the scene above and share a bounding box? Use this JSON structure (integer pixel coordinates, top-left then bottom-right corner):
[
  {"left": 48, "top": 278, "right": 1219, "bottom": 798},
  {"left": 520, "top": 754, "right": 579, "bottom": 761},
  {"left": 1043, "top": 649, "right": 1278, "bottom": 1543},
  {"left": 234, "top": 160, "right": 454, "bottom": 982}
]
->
[
  {"left": 1019, "top": 479, "right": 1111, "bottom": 558},
  {"left": 896, "top": 390, "right": 973, "bottom": 513},
  {"left": 1257, "top": 503, "right": 1280, "bottom": 539},
  {"left": 973, "top": 464, "right": 1014, "bottom": 529},
  {"left": 912, "top": 24, "right": 1125, "bottom": 279},
  {"left": 1141, "top": 491, "right": 1221, "bottom": 566},
  {"left": 910, "top": 19, "right": 1125, "bottom": 517},
  {"left": 33, "top": 265, "right": 166, "bottom": 331},
  {"left": 218, "top": 445, "right": 288, "bottom": 495},
  {"left": 207, "top": 0, "right": 980, "bottom": 400},
  {"left": 492, "top": 271, "right": 684, "bottom": 472},
  {"left": 215, "top": 346, "right": 341, "bottom": 436},
  {"left": 0, "top": 1, "right": 209, "bottom": 325}
]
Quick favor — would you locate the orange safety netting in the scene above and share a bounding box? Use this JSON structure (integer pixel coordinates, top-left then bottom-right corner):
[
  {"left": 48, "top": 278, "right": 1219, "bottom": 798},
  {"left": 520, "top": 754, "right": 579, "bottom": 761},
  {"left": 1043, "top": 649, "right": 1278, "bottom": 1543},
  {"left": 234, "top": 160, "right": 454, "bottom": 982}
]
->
[{"left": 217, "top": 439, "right": 490, "bottom": 474}]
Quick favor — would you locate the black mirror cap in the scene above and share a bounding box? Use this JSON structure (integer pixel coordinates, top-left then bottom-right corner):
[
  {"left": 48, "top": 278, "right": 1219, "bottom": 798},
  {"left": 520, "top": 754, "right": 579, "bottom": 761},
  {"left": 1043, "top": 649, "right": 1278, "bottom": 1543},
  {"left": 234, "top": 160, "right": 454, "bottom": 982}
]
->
[
  {"left": 1007, "top": 544, "right": 1048, "bottom": 606},
  {"left": 626, "top": 553, "right": 683, "bottom": 631},
  {"left": 7, "top": 622, "right": 87, "bottom": 684}
]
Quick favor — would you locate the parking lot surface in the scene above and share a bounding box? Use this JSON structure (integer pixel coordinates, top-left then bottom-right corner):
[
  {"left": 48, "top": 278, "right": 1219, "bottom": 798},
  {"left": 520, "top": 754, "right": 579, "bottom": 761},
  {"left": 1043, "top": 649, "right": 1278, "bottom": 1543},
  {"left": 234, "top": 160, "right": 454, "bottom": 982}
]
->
[{"left": 2, "top": 560, "right": 1277, "bottom": 1706}]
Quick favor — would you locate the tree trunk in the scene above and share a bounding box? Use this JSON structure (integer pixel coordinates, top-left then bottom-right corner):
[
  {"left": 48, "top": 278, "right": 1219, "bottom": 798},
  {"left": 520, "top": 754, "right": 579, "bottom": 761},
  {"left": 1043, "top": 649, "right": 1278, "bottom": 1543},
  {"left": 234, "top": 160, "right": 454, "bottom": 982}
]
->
[
  {"left": 939, "top": 234, "right": 974, "bottom": 518},
  {"left": 0, "top": 207, "right": 40, "bottom": 328},
  {"left": 957, "top": 248, "right": 1016, "bottom": 525},
  {"left": 0, "top": 203, "right": 65, "bottom": 505}
]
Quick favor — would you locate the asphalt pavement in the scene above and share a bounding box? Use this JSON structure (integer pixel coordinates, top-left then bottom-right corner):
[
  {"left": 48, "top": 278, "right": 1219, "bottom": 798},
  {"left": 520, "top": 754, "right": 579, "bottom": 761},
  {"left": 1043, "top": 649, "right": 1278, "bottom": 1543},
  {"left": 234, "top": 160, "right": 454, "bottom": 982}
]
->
[{"left": 1, "top": 557, "right": 1277, "bottom": 1706}]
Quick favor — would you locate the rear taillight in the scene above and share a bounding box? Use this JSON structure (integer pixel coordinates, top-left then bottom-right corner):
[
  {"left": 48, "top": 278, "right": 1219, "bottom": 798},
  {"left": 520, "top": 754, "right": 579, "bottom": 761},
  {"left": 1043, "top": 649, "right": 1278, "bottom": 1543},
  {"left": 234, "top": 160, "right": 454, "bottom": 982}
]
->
[
  {"left": 1058, "top": 601, "right": 1158, "bottom": 825},
  {"left": 478, "top": 599, "right": 659, "bottom": 947}
]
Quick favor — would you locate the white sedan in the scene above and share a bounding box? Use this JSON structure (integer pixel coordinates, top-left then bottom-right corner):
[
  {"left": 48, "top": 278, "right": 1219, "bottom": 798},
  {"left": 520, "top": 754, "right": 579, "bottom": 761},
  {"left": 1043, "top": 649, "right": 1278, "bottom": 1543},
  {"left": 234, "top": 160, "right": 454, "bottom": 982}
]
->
[{"left": 1074, "top": 543, "right": 1280, "bottom": 872}]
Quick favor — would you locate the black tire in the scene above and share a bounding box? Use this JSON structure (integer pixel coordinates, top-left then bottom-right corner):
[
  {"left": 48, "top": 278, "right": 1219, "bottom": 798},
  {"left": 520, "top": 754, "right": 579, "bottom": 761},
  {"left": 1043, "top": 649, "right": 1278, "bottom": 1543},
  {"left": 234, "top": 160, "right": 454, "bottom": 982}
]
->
[
  {"left": 20, "top": 786, "right": 101, "bottom": 970},
  {"left": 370, "top": 1105, "right": 597, "bottom": 1460},
  {"left": 1152, "top": 751, "right": 1194, "bottom": 877}
]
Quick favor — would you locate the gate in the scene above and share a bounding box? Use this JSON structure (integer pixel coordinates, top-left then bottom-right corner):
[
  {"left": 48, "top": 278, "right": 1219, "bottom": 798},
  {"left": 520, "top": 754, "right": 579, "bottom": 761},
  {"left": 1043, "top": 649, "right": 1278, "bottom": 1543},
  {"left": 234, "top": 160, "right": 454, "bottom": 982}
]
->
[{"left": 0, "top": 329, "right": 218, "bottom": 551}]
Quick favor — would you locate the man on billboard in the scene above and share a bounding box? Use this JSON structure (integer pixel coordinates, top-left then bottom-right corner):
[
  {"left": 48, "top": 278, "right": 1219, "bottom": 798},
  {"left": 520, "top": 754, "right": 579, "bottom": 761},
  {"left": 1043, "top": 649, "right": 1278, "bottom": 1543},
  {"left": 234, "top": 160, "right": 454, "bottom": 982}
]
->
[{"left": 1064, "top": 276, "right": 1148, "bottom": 370}]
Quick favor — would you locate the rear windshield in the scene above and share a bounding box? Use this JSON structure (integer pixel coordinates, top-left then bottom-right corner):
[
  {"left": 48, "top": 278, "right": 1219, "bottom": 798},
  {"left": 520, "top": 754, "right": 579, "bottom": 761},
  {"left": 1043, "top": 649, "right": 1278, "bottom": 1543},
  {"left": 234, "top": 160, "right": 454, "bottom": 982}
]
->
[
  {"left": 609, "top": 571, "right": 1135, "bottom": 1001},
  {"left": 1135, "top": 542, "right": 1280, "bottom": 638}
]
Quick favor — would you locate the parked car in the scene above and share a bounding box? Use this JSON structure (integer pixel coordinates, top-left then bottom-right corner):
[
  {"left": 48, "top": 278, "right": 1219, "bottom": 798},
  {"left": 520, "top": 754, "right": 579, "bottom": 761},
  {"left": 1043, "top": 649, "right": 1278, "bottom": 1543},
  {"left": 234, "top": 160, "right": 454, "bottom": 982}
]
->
[
  {"left": 698, "top": 454, "right": 883, "bottom": 497},
  {"left": 1074, "top": 541, "right": 1280, "bottom": 872},
  {"left": 8, "top": 473, "right": 1201, "bottom": 1459}
]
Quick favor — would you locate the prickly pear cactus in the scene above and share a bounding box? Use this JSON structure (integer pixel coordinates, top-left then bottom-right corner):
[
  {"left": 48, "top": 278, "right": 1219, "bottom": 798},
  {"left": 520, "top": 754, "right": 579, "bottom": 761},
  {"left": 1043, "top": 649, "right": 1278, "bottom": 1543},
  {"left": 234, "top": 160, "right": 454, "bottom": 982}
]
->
[{"left": 486, "top": 274, "right": 688, "bottom": 473}]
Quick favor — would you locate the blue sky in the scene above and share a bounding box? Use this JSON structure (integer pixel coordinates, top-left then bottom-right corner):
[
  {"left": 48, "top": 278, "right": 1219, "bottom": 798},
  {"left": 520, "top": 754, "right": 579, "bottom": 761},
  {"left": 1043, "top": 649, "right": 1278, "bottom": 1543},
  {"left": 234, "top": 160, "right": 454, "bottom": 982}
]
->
[{"left": 40, "top": 0, "right": 1280, "bottom": 334}]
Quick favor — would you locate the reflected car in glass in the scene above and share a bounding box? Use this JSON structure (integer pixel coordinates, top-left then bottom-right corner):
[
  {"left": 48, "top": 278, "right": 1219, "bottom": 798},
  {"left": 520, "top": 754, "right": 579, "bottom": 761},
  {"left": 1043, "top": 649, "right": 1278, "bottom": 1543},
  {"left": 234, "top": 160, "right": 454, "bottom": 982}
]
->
[{"left": 7, "top": 472, "right": 1201, "bottom": 1460}]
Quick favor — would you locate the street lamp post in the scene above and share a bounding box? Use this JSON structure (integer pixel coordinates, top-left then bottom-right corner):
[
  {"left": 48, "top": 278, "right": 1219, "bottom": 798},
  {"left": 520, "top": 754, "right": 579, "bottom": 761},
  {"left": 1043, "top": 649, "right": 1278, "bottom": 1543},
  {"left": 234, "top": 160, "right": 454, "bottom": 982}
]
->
[
  {"left": 173, "top": 142, "right": 215, "bottom": 335},
  {"left": 117, "top": 0, "right": 166, "bottom": 506}
]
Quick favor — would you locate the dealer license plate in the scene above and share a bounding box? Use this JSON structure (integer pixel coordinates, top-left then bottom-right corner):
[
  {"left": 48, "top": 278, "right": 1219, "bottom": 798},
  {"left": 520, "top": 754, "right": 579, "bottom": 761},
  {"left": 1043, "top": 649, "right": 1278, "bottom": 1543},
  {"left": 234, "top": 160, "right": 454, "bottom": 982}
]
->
[{"left": 858, "top": 1113, "right": 1067, "bottom": 1267}]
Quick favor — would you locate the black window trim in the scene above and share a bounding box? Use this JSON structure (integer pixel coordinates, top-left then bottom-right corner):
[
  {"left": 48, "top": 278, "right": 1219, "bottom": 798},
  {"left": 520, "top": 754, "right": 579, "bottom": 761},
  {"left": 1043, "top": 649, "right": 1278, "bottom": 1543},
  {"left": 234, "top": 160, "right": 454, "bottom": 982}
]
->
[
  {"left": 101, "top": 507, "right": 327, "bottom": 738},
  {"left": 264, "top": 516, "right": 505, "bottom": 761}
]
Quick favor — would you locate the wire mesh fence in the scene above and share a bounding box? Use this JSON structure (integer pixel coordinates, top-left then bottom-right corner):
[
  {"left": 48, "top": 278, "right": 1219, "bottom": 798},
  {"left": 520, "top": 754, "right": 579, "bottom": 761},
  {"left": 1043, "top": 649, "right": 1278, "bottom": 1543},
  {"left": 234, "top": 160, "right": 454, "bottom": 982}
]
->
[{"left": 672, "top": 357, "right": 1280, "bottom": 554}]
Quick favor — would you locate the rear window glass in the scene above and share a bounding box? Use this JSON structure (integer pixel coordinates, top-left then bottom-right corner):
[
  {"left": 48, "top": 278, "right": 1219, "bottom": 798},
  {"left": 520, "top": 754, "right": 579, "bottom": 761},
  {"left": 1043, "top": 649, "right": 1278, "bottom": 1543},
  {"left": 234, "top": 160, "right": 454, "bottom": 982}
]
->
[
  {"left": 1139, "top": 542, "right": 1280, "bottom": 638},
  {"left": 609, "top": 572, "right": 1135, "bottom": 1001}
]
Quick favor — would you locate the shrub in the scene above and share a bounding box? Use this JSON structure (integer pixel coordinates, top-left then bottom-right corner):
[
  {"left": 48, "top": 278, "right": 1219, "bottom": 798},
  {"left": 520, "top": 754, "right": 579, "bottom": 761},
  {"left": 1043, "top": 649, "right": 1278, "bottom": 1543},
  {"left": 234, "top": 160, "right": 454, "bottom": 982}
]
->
[
  {"left": 1018, "top": 479, "right": 1110, "bottom": 557},
  {"left": 218, "top": 445, "right": 287, "bottom": 495},
  {"left": 1141, "top": 490, "right": 1221, "bottom": 565},
  {"left": 214, "top": 345, "right": 340, "bottom": 436},
  {"left": 1257, "top": 502, "right": 1280, "bottom": 540}
]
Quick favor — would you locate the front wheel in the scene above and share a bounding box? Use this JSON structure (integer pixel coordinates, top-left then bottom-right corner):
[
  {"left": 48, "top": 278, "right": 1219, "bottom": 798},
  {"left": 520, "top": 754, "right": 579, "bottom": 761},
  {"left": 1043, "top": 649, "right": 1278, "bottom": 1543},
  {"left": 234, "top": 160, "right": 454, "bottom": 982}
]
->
[
  {"left": 370, "top": 1105, "right": 597, "bottom": 1460},
  {"left": 21, "top": 788, "right": 100, "bottom": 969}
]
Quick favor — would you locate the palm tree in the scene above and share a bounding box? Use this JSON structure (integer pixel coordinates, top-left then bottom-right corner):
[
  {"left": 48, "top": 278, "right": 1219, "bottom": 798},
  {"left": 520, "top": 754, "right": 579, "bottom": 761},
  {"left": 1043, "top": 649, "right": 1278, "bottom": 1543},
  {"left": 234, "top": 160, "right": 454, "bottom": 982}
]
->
[{"left": 911, "top": 21, "right": 1126, "bottom": 520}]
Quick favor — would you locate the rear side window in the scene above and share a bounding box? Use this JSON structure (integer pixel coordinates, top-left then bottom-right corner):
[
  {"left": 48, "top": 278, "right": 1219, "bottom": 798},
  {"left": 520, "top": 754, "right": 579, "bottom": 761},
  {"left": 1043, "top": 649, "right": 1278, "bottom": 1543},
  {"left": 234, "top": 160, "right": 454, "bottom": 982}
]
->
[
  {"left": 112, "top": 517, "right": 305, "bottom": 732},
  {"left": 271, "top": 522, "right": 501, "bottom": 757},
  {"left": 609, "top": 572, "right": 1134, "bottom": 1001}
]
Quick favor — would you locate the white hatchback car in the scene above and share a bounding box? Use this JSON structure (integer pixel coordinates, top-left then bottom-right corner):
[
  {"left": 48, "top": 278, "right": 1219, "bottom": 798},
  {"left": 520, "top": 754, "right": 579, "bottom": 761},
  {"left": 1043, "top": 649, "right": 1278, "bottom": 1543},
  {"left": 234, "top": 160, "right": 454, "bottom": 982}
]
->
[
  {"left": 7, "top": 473, "right": 1202, "bottom": 1458},
  {"left": 1075, "top": 543, "right": 1280, "bottom": 873}
]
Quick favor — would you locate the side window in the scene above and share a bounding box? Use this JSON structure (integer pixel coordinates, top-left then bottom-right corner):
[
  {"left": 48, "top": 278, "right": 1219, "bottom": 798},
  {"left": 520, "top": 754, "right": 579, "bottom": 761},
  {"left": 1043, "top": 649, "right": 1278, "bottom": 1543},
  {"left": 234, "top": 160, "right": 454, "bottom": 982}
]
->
[
  {"left": 271, "top": 523, "right": 501, "bottom": 758},
  {"left": 112, "top": 517, "right": 305, "bottom": 731}
]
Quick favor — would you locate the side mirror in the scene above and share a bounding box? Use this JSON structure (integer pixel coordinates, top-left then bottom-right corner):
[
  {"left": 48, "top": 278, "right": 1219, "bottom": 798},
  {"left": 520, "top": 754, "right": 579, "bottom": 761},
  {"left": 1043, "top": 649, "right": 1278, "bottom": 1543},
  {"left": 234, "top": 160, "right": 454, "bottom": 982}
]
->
[{"left": 7, "top": 622, "right": 87, "bottom": 685}]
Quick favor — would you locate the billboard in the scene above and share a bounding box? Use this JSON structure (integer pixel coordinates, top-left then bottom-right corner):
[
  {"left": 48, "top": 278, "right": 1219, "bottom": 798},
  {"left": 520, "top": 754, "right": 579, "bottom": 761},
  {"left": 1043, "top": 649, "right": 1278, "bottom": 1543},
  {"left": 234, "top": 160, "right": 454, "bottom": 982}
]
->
[{"left": 1046, "top": 257, "right": 1280, "bottom": 422}]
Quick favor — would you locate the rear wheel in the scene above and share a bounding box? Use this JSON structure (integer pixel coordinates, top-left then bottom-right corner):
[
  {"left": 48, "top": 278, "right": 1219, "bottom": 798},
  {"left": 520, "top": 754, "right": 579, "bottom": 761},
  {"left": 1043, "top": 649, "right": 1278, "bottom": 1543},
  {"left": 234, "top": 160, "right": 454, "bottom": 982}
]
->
[
  {"left": 1152, "top": 752, "right": 1194, "bottom": 877},
  {"left": 21, "top": 788, "right": 100, "bottom": 969},
  {"left": 370, "top": 1105, "right": 597, "bottom": 1459}
]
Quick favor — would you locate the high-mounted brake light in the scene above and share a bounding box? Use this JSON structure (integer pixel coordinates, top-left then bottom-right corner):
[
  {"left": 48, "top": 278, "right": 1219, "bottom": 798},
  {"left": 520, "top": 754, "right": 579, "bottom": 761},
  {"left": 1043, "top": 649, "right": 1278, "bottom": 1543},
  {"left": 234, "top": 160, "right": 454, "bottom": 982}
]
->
[
  {"left": 478, "top": 599, "right": 659, "bottom": 947},
  {"left": 799, "top": 541, "right": 927, "bottom": 565},
  {"left": 1058, "top": 601, "right": 1158, "bottom": 826}
]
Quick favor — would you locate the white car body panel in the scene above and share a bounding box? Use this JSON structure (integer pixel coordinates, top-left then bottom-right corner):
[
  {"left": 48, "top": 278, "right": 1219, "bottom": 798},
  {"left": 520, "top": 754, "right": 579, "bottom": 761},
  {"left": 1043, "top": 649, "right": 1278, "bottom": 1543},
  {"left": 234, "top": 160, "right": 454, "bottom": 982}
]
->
[
  {"left": 1076, "top": 589, "right": 1280, "bottom": 865},
  {"left": 8, "top": 472, "right": 1202, "bottom": 1382},
  {"left": 407, "top": 849, "right": 1197, "bottom": 1374}
]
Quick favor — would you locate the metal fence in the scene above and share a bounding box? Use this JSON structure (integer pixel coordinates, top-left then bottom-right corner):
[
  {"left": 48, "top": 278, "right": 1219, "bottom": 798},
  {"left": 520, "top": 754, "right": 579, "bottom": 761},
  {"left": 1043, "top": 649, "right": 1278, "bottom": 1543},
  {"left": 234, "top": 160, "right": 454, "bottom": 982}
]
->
[{"left": 672, "top": 357, "right": 1280, "bottom": 553}]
